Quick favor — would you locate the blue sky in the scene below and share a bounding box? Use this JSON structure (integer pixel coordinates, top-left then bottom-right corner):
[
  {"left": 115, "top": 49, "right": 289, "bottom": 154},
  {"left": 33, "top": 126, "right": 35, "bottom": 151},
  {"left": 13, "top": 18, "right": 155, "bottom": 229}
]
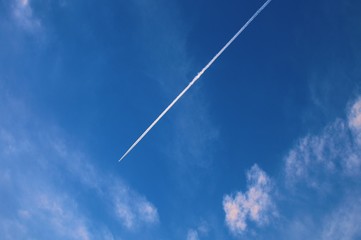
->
[{"left": 1, "top": 0, "right": 361, "bottom": 239}]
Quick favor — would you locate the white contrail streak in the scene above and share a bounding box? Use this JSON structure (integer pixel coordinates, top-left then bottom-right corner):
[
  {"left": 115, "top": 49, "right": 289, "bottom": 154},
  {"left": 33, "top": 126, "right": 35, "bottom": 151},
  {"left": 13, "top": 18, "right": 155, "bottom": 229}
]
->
[{"left": 119, "top": 0, "right": 272, "bottom": 162}]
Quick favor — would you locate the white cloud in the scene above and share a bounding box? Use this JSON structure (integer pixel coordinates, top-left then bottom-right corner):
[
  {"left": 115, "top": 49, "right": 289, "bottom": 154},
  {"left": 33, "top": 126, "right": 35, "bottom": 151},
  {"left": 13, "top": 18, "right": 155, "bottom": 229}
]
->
[
  {"left": 348, "top": 97, "right": 361, "bottom": 145},
  {"left": 348, "top": 98, "right": 361, "bottom": 129},
  {"left": 223, "top": 164, "right": 275, "bottom": 234},
  {"left": 11, "top": 0, "right": 41, "bottom": 32},
  {"left": 284, "top": 98, "right": 361, "bottom": 188}
]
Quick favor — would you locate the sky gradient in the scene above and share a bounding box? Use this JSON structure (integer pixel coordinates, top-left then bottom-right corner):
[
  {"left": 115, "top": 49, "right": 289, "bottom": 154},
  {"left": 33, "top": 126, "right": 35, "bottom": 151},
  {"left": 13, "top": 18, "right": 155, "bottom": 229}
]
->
[{"left": 1, "top": 0, "right": 361, "bottom": 239}]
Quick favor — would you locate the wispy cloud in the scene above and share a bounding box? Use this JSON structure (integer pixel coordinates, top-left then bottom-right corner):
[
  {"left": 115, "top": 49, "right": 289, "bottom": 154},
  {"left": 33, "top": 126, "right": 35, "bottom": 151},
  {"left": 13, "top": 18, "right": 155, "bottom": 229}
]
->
[
  {"left": 223, "top": 164, "right": 275, "bottom": 234},
  {"left": 0, "top": 94, "right": 158, "bottom": 238},
  {"left": 48, "top": 137, "right": 159, "bottom": 230},
  {"left": 277, "top": 191, "right": 361, "bottom": 240},
  {"left": 321, "top": 194, "right": 361, "bottom": 240},
  {"left": 284, "top": 98, "right": 361, "bottom": 188},
  {"left": 348, "top": 97, "right": 361, "bottom": 144},
  {"left": 187, "top": 229, "right": 199, "bottom": 240},
  {"left": 112, "top": 182, "right": 159, "bottom": 229},
  {"left": 31, "top": 192, "right": 91, "bottom": 240},
  {"left": 186, "top": 221, "right": 209, "bottom": 240},
  {"left": 0, "top": 175, "right": 93, "bottom": 240},
  {"left": 11, "top": 0, "right": 41, "bottom": 32}
]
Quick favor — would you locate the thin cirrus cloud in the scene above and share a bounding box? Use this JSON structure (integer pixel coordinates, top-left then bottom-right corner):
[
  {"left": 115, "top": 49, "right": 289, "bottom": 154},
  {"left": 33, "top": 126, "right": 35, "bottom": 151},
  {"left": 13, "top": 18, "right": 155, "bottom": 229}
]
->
[
  {"left": 0, "top": 95, "right": 158, "bottom": 239},
  {"left": 284, "top": 97, "right": 361, "bottom": 188},
  {"left": 21, "top": 191, "right": 92, "bottom": 240},
  {"left": 53, "top": 140, "right": 159, "bottom": 230},
  {"left": 1, "top": 193, "right": 94, "bottom": 240},
  {"left": 223, "top": 164, "right": 275, "bottom": 235},
  {"left": 11, "top": 0, "right": 41, "bottom": 32}
]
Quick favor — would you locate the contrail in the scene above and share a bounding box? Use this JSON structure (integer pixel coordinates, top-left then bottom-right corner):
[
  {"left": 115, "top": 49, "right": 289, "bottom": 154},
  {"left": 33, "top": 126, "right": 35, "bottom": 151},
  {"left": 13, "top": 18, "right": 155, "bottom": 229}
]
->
[{"left": 119, "top": 0, "right": 272, "bottom": 162}]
